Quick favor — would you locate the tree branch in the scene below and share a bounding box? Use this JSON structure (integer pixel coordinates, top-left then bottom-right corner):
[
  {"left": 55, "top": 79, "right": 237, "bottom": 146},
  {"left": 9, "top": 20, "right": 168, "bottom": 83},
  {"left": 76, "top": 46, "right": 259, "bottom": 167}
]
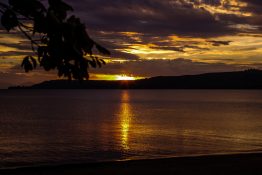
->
[
  {"left": 18, "top": 23, "right": 39, "bottom": 46},
  {"left": 19, "top": 23, "right": 34, "bottom": 30},
  {"left": 0, "top": 2, "right": 8, "bottom": 9},
  {"left": 0, "top": 2, "right": 8, "bottom": 14}
]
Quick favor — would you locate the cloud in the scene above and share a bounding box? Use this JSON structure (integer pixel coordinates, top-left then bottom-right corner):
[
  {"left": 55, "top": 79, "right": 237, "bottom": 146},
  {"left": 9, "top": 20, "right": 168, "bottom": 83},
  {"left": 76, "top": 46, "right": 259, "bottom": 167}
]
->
[
  {"left": 1, "top": 0, "right": 262, "bottom": 88},
  {"left": 239, "top": 0, "right": 262, "bottom": 14},
  {"left": 0, "top": 42, "right": 31, "bottom": 52},
  {"left": 60, "top": 0, "right": 262, "bottom": 61},
  {"left": 2, "top": 0, "right": 261, "bottom": 62},
  {"left": 67, "top": 0, "right": 236, "bottom": 38},
  {"left": 208, "top": 40, "right": 232, "bottom": 46}
]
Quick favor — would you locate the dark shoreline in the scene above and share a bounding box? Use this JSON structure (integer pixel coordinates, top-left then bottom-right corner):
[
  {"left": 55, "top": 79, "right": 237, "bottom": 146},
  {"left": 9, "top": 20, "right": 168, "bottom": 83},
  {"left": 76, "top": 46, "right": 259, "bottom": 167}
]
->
[
  {"left": 8, "top": 69, "right": 262, "bottom": 90},
  {"left": 2, "top": 152, "right": 262, "bottom": 175}
]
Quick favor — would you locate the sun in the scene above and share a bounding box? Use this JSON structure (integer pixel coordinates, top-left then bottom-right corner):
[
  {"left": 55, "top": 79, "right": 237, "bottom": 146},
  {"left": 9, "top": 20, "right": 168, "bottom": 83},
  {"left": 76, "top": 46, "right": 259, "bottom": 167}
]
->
[{"left": 116, "top": 75, "right": 136, "bottom": 81}]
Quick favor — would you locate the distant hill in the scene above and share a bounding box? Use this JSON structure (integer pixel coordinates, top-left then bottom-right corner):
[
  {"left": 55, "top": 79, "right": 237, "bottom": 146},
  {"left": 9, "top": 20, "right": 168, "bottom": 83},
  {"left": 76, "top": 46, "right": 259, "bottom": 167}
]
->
[{"left": 9, "top": 69, "right": 262, "bottom": 89}]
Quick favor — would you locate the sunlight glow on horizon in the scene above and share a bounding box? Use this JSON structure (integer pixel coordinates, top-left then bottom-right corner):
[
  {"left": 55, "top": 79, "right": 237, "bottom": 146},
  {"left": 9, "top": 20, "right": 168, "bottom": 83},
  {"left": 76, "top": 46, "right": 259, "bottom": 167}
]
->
[
  {"left": 2, "top": 0, "right": 262, "bottom": 88},
  {"left": 90, "top": 74, "right": 144, "bottom": 81},
  {"left": 116, "top": 75, "right": 136, "bottom": 81}
]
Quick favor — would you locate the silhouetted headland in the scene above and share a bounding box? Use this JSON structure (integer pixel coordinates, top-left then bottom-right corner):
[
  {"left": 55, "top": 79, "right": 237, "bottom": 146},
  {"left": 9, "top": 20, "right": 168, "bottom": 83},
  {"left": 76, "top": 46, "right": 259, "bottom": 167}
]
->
[{"left": 9, "top": 69, "right": 262, "bottom": 89}]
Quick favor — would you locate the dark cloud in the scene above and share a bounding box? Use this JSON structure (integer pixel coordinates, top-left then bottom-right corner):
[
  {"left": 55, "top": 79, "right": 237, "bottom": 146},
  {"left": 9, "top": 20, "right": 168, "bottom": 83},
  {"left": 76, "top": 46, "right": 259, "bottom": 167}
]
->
[
  {"left": 110, "top": 50, "right": 140, "bottom": 60},
  {"left": 0, "top": 51, "right": 33, "bottom": 57},
  {"left": 208, "top": 40, "right": 232, "bottom": 46},
  {"left": 149, "top": 44, "right": 209, "bottom": 52},
  {"left": 148, "top": 38, "right": 210, "bottom": 52},
  {"left": 216, "top": 1, "right": 262, "bottom": 32},
  {"left": 234, "top": 47, "right": 258, "bottom": 51},
  {"left": 0, "top": 41, "right": 31, "bottom": 51},
  {"left": 199, "top": 0, "right": 221, "bottom": 6},
  {"left": 61, "top": 0, "right": 262, "bottom": 58},
  {"left": 149, "top": 46, "right": 185, "bottom": 52},
  {"left": 65, "top": 0, "right": 237, "bottom": 38},
  {"left": 4, "top": 0, "right": 261, "bottom": 62},
  {"left": 239, "top": 0, "right": 262, "bottom": 14},
  {"left": 184, "top": 45, "right": 209, "bottom": 50},
  {"left": 1, "top": 0, "right": 262, "bottom": 88}
]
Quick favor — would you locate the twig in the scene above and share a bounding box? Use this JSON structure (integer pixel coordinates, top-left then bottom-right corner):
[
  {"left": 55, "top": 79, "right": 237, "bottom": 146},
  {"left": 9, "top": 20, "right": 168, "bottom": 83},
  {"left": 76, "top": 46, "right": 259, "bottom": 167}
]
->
[
  {"left": 18, "top": 23, "right": 39, "bottom": 46},
  {"left": 19, "top": 23, "right": 34, "bottom": 31},
  {"left": 0, "top": 2, "right": 8, "bottom": 9},
  {"left": 17, "top": 18, "right": 32, "bottom": 21}
]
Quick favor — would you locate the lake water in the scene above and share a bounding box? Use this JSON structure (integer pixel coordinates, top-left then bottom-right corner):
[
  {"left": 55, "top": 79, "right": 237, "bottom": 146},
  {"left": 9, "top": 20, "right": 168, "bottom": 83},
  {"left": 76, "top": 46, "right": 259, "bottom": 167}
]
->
[{"left": 1, "top": 90, "right": 262, "bottom": 168}]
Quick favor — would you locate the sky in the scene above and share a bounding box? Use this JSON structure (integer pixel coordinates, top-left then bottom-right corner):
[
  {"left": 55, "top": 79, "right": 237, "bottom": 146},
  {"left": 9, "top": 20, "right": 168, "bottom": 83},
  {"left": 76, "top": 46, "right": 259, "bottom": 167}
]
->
[{"left": 1, "top": 0, "right": 262, "bottom": 88}]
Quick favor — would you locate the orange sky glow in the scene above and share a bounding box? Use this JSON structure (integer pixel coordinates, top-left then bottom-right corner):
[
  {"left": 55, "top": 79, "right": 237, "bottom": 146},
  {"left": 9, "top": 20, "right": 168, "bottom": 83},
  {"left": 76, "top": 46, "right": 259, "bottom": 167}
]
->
[{"left": 1, "top": 0, "right": 262, "bottom": 88}]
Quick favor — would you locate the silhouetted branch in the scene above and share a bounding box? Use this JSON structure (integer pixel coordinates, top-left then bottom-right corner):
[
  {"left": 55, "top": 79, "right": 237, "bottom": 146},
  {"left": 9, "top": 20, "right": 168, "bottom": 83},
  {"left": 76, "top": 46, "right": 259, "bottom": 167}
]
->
[
  {"left": 0, "top": 2, "right": 8, "bottom": 9},
  {"left": 0, "top": 0, "right": 110, "bottom": 79},
  {"left": 17, "top": 24, "right": 39, "bottom": 46},
  {"left": 19, "top": 23, "right": 34, "bottom": 31}
]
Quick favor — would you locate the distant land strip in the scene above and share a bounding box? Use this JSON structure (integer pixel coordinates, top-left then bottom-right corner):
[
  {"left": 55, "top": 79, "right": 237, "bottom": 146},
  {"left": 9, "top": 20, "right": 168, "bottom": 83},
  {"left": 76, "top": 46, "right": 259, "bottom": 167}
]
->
[{"left": 9, "top": 69, "right": 262, "bottom": 89}]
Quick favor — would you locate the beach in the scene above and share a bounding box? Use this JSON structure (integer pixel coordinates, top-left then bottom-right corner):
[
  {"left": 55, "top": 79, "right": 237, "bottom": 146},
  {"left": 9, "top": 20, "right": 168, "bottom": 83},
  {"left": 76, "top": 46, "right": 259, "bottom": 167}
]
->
[{"left": 2, "top": 152, "right": 262, "bottom": 175}]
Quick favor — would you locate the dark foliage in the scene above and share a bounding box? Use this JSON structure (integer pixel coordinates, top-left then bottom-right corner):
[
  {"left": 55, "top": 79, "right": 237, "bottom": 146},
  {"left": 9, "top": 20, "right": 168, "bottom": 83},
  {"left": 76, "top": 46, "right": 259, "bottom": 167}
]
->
[{"left": 0, "top": 0, "right": 110, "bottom": 80}]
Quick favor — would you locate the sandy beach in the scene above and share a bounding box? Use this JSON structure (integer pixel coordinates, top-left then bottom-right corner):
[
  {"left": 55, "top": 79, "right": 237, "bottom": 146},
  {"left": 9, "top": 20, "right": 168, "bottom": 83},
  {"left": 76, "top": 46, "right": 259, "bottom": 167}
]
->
[{"left": 2, "top": 152, "right": 262, "bottom": 175}]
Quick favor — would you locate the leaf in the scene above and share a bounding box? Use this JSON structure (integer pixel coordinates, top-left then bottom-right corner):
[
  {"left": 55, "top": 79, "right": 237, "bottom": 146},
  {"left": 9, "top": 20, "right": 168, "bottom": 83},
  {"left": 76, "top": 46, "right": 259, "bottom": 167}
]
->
[
  {"left": 86, "top": 73, "right": 89, "bottom": 80},
  {"left": 9, "top": 0, "right": 46, "bottom": 18},
  {"left": 1, "top": 10, "right": 18, "bottom": 31},
  {"left": 48, "top": 0, "right": 73, "bottom": 20},
  {"left": 34, "top": 15, "right": 48, "bottom": 33},
  {"left": 0, "top": 2, "right": 8, "bottom": 9},
  {"left": 82, "top": 38, "right": 94, "bottom": 55},
  {"left": 40, "top": 55, "right": 52, "bottom": 71},
  {"left": 41, "top": 36, "right": 48, "bottom": 44},
  {"left": 94, "top": 58, "right": 105, "bottom": 68},
  {"left": 21, "top": 56, "right": 28, "bottom": 68},
  {"left": 57, "top": 65, "right": 65, "bottom": 77},
  {"left": 95, "top": 57, "right": 102, "bottom": 68},
  {"left": 99, "top": 59, "right": 106, "bottom": 65},
  {"left": 29, "top": 56, "right": 37, "bottom": 68},
  {"left": 81, "top": 28, "right": 94, "bottom": 55},
  {"left": 37, "top": 46, "right": 47, "bottom": 61},
  {"left": 88, "top": 58, "right": 97, "bottom": 68},
  {"left": 3, "top": 0, "right": 110, "bottom": 81},
  {"left": 95, "top": 43, "right": 110, "bottom": 55},
  {"left": 21, "top": 56, "right": 33, "bottom": 72},
  {"left": 48, "top": 0, "right": 73, "bottom": 11},
  {"left": 72, "top": 66, "right": 80, "bottom": 80}
]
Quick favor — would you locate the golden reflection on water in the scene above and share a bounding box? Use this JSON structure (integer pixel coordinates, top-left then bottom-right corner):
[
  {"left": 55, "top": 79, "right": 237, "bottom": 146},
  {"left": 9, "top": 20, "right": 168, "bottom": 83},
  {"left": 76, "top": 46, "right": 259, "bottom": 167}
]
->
[{"left": 119, "top": 91, "right": 132, "bottom": 150}]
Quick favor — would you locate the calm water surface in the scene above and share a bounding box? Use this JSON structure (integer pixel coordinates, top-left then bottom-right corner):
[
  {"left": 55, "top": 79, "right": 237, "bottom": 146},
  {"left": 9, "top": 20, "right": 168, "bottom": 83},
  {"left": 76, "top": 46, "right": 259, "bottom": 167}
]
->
[{"left": 0, "top": 90, "right": 262, "bottom": 168}]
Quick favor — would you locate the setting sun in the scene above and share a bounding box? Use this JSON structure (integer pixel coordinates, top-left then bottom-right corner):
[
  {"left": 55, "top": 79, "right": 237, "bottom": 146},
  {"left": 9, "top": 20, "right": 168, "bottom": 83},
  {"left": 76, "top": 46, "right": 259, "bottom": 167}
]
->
[
  {"left": 89, "top": 74, "right": 144, "bottom": 81},
  {"left": 116, "top": 75, "right": 136, "bottom": 81}
]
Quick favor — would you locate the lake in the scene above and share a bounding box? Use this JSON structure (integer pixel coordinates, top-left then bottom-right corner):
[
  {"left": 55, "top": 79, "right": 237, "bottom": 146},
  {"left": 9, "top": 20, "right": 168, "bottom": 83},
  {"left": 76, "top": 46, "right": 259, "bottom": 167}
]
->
[{"left": 0, "top": 90, "right": 262, "bottom": 168}]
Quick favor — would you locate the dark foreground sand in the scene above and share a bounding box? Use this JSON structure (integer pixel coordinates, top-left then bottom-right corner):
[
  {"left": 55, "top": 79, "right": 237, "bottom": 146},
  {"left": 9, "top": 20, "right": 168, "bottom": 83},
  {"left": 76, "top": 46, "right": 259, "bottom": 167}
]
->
[{"left": 2, "top": 153, "right": 262, "bottom": 175}]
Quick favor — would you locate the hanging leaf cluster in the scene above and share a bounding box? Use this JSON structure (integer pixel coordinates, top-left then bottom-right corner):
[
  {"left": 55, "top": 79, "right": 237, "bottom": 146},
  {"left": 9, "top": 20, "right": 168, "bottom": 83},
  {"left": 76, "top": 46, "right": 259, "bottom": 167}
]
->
[{"left": 0, "top": 0, "right": 110, "bottom": 80}]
